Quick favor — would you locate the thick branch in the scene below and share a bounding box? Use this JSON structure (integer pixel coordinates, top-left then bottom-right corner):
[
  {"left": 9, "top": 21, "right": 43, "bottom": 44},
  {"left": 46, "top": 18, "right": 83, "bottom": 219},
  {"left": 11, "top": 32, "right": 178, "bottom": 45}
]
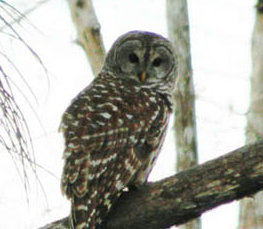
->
[
  {"left": 66, "top": 0, "right": 105, "bottom": 76},
  {"left": 39, "top": 141, "right": 263, "bottom": 229}
]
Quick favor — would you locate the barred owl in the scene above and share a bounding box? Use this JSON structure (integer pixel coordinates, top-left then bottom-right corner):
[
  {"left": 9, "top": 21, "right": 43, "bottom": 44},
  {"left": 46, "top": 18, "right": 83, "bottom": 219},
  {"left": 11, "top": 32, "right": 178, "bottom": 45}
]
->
[{"left": 60, "top": 31, "right": 177, "bottom": 229}]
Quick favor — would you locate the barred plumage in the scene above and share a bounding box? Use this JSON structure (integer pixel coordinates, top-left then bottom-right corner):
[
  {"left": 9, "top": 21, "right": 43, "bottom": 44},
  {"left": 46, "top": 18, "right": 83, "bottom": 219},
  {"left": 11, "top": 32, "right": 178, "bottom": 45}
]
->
[{"left": 60, "top": 31, "right": 177, "bottom": 229}]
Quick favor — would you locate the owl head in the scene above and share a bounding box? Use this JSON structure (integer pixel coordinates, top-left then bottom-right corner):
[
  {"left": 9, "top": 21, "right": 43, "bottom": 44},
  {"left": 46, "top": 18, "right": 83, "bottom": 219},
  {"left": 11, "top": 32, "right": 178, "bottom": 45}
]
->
[{"left": 102, "top": 31, "right": 178, "bottom": 94}]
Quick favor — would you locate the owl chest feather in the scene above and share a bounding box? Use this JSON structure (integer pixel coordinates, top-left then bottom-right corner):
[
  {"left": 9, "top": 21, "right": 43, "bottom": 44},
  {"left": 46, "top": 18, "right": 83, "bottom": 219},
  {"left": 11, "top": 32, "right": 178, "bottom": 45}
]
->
[{"left": 102, "top": 80, "right": 167, "bottom": 130}]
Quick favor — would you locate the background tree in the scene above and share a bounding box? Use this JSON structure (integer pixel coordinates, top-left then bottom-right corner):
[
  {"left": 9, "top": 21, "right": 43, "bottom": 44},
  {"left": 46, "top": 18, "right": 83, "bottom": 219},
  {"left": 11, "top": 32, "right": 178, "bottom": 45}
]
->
[
  {"left": 166, "top": 0, "right": 200, "bottom": 228},
  {"left": 239, "top": 1, "right": 263, "bottom": 228},
  {"left": 66, "top": 0, "right": 105, "bottom": 76}
]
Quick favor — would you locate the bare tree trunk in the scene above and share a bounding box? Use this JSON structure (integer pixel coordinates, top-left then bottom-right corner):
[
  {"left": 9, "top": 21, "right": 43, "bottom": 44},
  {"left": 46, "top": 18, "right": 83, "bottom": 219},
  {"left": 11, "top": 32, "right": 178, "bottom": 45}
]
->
[
  {"left": 239, "top": 2, "right": 263, "bottom": 228},
  {"left": 166, "top": 1, "right": 200, "bottom": 228},
  {"left": 66, "top": 0, "right": 105, "bottom": 76}
]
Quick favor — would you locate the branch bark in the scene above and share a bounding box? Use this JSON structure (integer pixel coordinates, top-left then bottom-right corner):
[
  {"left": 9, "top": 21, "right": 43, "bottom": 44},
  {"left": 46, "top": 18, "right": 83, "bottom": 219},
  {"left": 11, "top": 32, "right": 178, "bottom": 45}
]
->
[
  {"left": 66, "top": 0, "right": 106, "bottom": 76},
  {"left": 39, "top": 141, "right": 263, "bottom": 229}
]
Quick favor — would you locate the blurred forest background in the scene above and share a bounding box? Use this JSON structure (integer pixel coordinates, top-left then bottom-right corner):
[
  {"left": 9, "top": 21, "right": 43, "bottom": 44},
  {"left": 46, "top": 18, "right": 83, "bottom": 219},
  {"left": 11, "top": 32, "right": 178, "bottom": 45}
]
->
[{"left": 0, "top": 0, "right": 260, "bottom": 228}]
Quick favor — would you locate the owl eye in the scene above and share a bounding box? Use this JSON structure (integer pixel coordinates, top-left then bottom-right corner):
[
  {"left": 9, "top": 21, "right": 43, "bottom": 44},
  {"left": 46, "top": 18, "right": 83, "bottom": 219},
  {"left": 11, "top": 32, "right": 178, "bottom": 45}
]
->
[
  {"left": 128, "top": 53, "right": 139, "bottom": 64},
  {"left": 152, "top": 57, "right": 163, "bottom": 67}
]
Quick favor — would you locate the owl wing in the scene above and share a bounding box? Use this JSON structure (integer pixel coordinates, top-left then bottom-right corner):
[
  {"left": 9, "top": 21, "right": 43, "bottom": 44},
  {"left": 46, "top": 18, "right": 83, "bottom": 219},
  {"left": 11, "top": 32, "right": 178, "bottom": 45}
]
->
[{"left": 60, "top": 98, "right": 142, "bottom": 199}]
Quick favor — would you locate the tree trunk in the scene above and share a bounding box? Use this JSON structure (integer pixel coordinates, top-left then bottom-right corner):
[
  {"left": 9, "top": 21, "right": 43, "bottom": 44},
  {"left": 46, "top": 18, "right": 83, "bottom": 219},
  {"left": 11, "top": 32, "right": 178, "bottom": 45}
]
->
[
  {"left": 239, "top": 2, "right": 263, "bottom": 228},
  {"left": 66, "top": 0, "right": 105, "bottom": 76},
  {"left": 166, "top": 1, "right": 200, "bottom": 228}
]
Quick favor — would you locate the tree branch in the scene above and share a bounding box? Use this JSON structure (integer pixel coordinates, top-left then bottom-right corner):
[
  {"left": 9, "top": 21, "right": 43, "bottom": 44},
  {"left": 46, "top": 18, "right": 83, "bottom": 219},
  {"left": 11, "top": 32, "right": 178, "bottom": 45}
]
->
[{"left": 39, "top": 141, "right": 263, "bottom": 229}]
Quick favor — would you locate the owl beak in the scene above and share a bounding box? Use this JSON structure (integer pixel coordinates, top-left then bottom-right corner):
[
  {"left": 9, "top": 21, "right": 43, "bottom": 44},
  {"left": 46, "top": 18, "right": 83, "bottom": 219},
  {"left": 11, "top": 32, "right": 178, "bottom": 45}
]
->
[{"left": 139, "top": 71, "right": 147, "bottom": 83}]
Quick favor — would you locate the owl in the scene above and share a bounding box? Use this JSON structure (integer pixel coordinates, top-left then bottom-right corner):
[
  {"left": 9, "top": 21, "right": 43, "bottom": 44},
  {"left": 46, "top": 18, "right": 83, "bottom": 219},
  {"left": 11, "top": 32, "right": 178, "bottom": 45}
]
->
[{"left": 60, "top": 31, "right": 177, "bottom": 229}]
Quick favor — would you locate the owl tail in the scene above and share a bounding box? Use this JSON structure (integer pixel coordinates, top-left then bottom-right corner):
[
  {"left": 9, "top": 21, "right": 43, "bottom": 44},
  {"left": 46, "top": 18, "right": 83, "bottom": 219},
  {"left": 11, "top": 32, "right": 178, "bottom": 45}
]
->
[
  {"left": 70, "top": 197, "right": 97, "bottom": 229},
  {"left": 70, "top": 190, "right": 121, "bottom": 229}
]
